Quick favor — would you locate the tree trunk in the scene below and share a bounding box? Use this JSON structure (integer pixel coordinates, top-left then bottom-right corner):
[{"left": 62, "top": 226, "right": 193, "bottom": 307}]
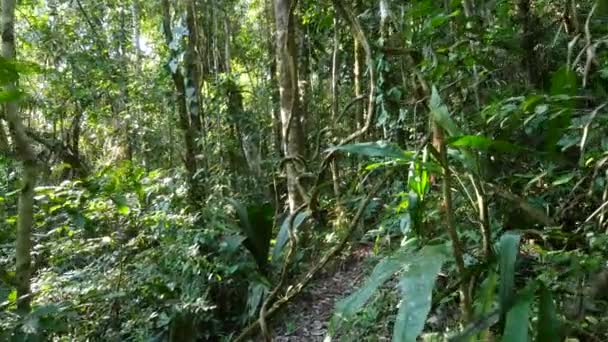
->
[
  {"left": 224, "top": 17, "right": 231, "bottom": 73},
  {"left": 516, "top": 0, "right": 541, "bottom": 88},
  {"left": 274, "top": 0, "right": 305, "bottom": 213},
  {"left": 2, "top": 0, "right": 38, "bottom": 314},
  {"left": 265, "top": 0, "right": 282, "bottom": 155},
  {"left": 0, "top": 119, "right": 9, "bottom": 152},
  {"left": 353, "top": 0, "right": 363, "bottom": 130},
  {"left": 330, "top": 17, "right": 340, "bottom": 196},
  {"left": 161, "top": 0, "right": 202, "bottom": 204}
]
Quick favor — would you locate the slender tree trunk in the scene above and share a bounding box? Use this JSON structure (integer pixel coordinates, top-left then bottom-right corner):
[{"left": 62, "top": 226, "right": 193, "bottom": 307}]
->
[
  {"left": 0, "top": 119, "right": 8, "bottom": 152},
  {"left": 274, "top": 0, "right": 305, "bottom": 213},
  {"left": 118, "top": 6, "right": 133, "bottom": 161},
  {"left": 186, "top": 0, "right": 207, "bottom": 187},
  {"left": 353, "top": 0, "right": 363, "bottom": 130},
  {"left": 224, "top": 17, "right": 231, "bottom": 73},
  {"left": 131, "top": 0, "right": 142, "bottom": 67},
  {"left": 330, "top": 17, "right": 340, "bottom": 196},
  {"left": 211, "top": 0, "right": 219, "bottom": 74},
  {"left": 297, "top": 22, "right": 310, "bottom": 149},
  {"left": 265, "top": 0, "right": 282, "bottom": 155},
  {"left": 2, "top": 0, "right": 38, "bottom": 314},
  {"left": 516, "top": 0, "right": 541, "bottom": 88}
]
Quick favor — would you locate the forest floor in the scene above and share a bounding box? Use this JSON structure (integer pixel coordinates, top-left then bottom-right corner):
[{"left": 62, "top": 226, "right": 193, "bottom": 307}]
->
[{"left": 272, "top": 245, "right": 385, "bottom": 341}]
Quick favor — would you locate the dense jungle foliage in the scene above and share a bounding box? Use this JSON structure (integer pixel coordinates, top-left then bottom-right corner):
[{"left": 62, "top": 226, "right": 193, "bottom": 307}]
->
[{"left": 1, "top": 0, "right": 608, "bottom": 341}]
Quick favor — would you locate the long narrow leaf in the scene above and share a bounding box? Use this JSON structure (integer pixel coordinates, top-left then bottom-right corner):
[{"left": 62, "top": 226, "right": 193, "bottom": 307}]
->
[
  {"left": 499, "top": 232, "right": 521, "bottom": 311},
  {"left": 392, "top": 244, "right": 449, "bottom": 342},
  {"left": 536, "top": 285, "right": 559, "bottom": 342},
  {"left": 477, "top": 271, "right": 498, "bottom": 341},
  {"left": 227, "top": 198, "right": 252, "bottom": 237},
  {"left": 330, "top": 257, "right": 401, "bottom": 333},
  {"left": 329, "top": 243, "right": 418, "bottom": 334},
  {"left": 328, "top": 141, "right": 411, "bottom": 160},
  {"left": 430, "top": 86, "right": 463, "bottom": 137},
  {"left": 272, "top": 210, "right": 310, "bottom": 261},
  {"left": 502, "top": 291, "right": 532, "bottom": 342}
]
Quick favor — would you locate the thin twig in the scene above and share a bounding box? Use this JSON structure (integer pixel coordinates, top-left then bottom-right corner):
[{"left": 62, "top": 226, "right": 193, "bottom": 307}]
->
[
  {"left": 580, "top": 102, "right": 608, "bottom": 162},
  {"left": 584, "top": 200, "right": 608, "bottom": 224}
]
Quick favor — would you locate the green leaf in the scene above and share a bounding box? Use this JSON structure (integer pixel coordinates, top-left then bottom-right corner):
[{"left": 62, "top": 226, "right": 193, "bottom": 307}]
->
[
  {"left": 448, "top": 135, "right": 494, "bottom": 149},
  {"left": 476, "top": 272, "right": 498, "bottom": 316},
  {"left": 332, "top": 259, "right": 401, "bottom": 324},
  {"left": 0, "top": 89, "right": 23, "bottom": 102},
  {"left": 430, "top": 86, "right": 463, "bottom": 137},
  {"left": 246, "top": 281, "right": 268, "bottom": 318},
  {"left": 447, "top": 135, "right": 521, "bottom": 153},
  {"left": 244, "top": 202, "right": 275, "bottom": 271},
  {"left": 551, "top": 66, "right": 577, "bottom": 97},
  {"left": 477, "top": 271, "right": 498, "bottom": 341},
  {"left": 536, "top": 286, "right": 559, "bottom": 342},
  {"left": 229, "top": 199, "right": 273, "bottom": 271},
  {"left": 21, "top": 315, "right": 40, "bottom": 334},
  {"left": 522, "top": 95, "right": 544, "bottom": 112},
  {"left": 112, "top": 195, "right": 130, "bottom": 215},
  {"left": 502, "top": 290, "right": 532, "bottom": 342},
  {"left": 329, "top": 141, "right": 410, "bottom": 160},
  {"left": 552, "top": 173, "right": 575, "bottom": 186},
  {"left": 599, "top": 0, "right": 608, "bottom": 15},
  {"left": 393, "top": 244, "right": 449, "bottom": 342},
  {"left": 272, "top": 210, "right": 310, "bottom": 261},
  {"left": 499, "top": 232, "right": 520, "bottom": 311},
  {"left": 330, "top": 242, "right": 418, "bottom": 334},
  {"left": 222, "top": 235, "right": 247, "bottom": 254}
]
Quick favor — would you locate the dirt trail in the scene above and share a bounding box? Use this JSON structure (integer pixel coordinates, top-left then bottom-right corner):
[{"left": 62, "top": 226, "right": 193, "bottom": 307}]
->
[{"left": 272, "top": 246, "right": 372, "bottom": 341}]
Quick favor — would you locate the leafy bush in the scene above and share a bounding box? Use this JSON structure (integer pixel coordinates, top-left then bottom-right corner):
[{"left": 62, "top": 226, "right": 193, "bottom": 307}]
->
[{"left": 1, "top": 165, "right": 260, "bottom": 340}]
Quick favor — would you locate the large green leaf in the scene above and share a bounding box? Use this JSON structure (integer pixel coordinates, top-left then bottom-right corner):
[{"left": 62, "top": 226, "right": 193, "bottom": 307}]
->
[
  {"left": 546, "top": 66, "right": 576, "bottom": 154},
  {"left": 0, "top": 89, "right": 22, "bottom": 103},
  {"left": 392, "top": 243, "right": 449, "bottom": 342},
  {"left": 550, "top": 66, "right": 577, "bottom": 97},
  {"left": 536, "top": 285, "right": 559, "bottom": 342},
  {"left": 502, "top": 289, "right": 533, "bottom": 342},
  {"left": 329, "top": 240, "right": 419, "bottom": 334},
  {"left": 600, "top": 0, "right": 608, "bottom": 15},
  {"left": 228, "top": 199, "right": 274, "bottom": 272},
  {"left": 499, "top": 232, "right": 521, "bottom": 312},
  {"left": 272, "top": 210, "right": 310, "bottom": 261},
  {"left": 246, "top": 281, "right": 268, "bottom": 319},
  {"left": 331, "top": 259, "right": 401, "bottom": 326},
  {"left": 111, "top": 194, "right": 130, "bottom": 216},
  {"left": 447, "top": 135, "right": 520, "bottom": 153},
  {"left": 228, "top": 198, "right": 252, "bottom": 237},
  {"left": 328, "top": 141, "right": 410, "bottom": 160},
  {"left": 245, "top": 202, "right": 274, "bottom": 271},
  {"left": 476, "top": 271, "right": 498, "bottom": 341},
  {"left": 430, "top": 86, "right": 463, "bottom": 137}
]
